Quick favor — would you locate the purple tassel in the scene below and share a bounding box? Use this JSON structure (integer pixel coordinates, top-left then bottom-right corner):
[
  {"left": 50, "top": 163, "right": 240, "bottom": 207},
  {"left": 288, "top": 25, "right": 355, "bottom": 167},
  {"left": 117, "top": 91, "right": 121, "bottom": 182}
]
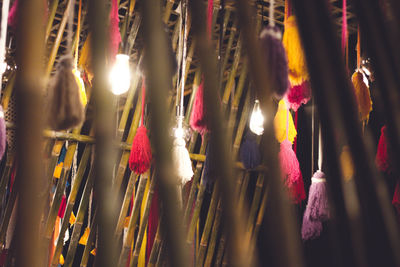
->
[
  {"left": 260, "top": 26, "right": 289, "bottom": 99},
  {"left": 301, "top": 171, "right": 330, "bottom": 241},
  {"left": 239, "top": 131, "right": 261, "bottom": 169},
  {"left": 301, "top": 208, "right": 323, "bottom": 241},
  {"left": 0, "top": 106, "right": 6, "bottom": 160}
]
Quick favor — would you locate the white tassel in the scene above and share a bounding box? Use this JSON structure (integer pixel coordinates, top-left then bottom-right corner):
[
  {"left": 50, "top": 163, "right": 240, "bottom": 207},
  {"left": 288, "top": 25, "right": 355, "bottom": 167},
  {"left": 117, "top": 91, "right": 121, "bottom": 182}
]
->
[{"left": 173, "top": 136, "right": 193, "bottom": 184}]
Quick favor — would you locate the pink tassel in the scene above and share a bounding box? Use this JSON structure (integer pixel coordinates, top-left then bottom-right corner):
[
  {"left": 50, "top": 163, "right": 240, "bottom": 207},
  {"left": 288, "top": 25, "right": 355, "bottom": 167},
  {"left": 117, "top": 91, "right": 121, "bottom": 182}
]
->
[
  {"left": 190, "top": 81, "right": 208, "bottom": 135},
  {"left": 129, "top": 80, "right": 152, "bottom": 174},
  {"left": 376, "top": 125, "right": 390, "bottom": 173},
  {"left": 279, "top": 139, "right": 305, "bottom": 203},
  {"left": 286, "top": 81, "right": 311, "bottom": 112},
  {"left": 109, "top": 0, "right": 121, "bottom": 60}
]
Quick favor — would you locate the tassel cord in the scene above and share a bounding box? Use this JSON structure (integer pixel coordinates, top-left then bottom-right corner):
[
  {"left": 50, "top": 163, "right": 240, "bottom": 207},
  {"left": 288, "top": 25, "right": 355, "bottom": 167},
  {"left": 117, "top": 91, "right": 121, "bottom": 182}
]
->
[
  {"left": 318, "top": 125, "right": 322, "bottom": 171},
  {"left": 179, "top": 0, "right": 188, "bottom": 118}
]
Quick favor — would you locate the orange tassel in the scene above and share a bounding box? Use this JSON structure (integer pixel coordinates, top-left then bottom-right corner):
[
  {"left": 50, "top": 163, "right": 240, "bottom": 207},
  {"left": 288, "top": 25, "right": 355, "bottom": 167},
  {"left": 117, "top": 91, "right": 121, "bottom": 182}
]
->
[
  {"left": 351, "top": 71, "right": 372, "bottom": 123},
  {"left": 79, "top": 227, "right": 90, "bottom": 245}
]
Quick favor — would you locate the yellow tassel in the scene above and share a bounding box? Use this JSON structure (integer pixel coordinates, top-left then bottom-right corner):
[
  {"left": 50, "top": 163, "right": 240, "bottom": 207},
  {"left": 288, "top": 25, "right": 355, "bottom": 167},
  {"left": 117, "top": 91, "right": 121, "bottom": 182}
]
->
[
  {"left": 69, "top": 212, "right": 76, "bottom": 226},
  {"left": 72, "top": 69, "right": 87, "bottom": 106},
  {"left": 274, "top": 100, "right": 297, "bottom": 143},
  {"left": 53, "top": 162, "right": 63, "bottom": 179},
  {"left": 78, "top": 34, "right": 94, "bottom": 83},
  {"left": 79, "top": 227, "right": 90, "bottom": 245},
  {"left": 351, "top": 71, "right": 372, "bottom": 123},
  {"left": 59, "top": 254, "right": 65, "bottom": 265},
  {"left": 90, "top": 248, "right": 96, "bottom": 256},
  {"left": 283, "top": 16, "right": 309, "bottom": 85},
  {"left": 340, "top": 146, "right": 354, "bottom": 181}
]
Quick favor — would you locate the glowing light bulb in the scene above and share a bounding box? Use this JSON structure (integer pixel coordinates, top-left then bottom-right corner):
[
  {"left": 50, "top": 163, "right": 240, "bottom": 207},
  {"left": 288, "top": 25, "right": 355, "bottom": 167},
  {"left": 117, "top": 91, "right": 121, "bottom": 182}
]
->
[
  {"left": 109, "top": 54, "right": 131, "bottom": 95},
  {"left": 250, "top": 100, "right": 264, "bottom": 135}
]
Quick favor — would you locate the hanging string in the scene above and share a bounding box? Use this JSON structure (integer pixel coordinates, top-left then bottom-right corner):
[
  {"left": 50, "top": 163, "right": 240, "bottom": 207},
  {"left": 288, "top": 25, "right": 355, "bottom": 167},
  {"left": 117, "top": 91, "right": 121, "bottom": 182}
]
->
[
  {"left": 357, "top": 25, "right": 361, "bottom": 69},
  {"left": 0, "top": 0, "right": 10, "bottom": 86},
  {"left": 318, "top": 125, "right": 322, "bottom": 171},
  {"left": 269, "top": 0, "right": 275, "bottom": 27},
  {"left": 74, "top": 0, "right": 82, "bottom": 68},
  {"left": 140, "top": 79, "right": 146, "bottom": 127}
]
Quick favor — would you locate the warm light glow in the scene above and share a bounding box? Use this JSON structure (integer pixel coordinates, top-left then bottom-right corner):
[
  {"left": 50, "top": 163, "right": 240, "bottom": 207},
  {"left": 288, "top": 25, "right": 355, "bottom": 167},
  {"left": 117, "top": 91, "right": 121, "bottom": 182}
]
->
[
  {"left": 174, "top": 126, "right": 184, "bottom": 139},
  {"left": 250, "top": 100, "right": 264, "bottom": 135},
  {"left": 109, "top": 54, "right": 131, "bottom": 95}
]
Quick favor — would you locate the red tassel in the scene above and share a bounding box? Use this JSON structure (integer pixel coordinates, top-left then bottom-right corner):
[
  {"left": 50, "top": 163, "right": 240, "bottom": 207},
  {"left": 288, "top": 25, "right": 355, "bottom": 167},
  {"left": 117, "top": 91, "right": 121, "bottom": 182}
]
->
[
  {"left": 190, "top": 81, "right": 208, "bottom": 135},
  {"left": 376, "top": 125, "right": 390, "bottom": 173},
  {"left": 109, "top": 0, "right": 121, "bottom": 60},
  {"left": 129, "top": 80, "right": 152, "bottom": 174},
  {"left": 8, "top": 0, "right": 18, "bottom": 29},
  {"left": 279, "top": 139, "right": 305, "bottom": 203},
  {"left": 393, "top": 182, "right": 400, "bottom": 223},
  {"left": 58, "top": 195, "right": 67, "bottom": 218},
  {"left": 129, "top": 126, "right": 152, "bottom": 174},
  {"left": 286, "top": 81, "right": 312, "bottom": 112}
]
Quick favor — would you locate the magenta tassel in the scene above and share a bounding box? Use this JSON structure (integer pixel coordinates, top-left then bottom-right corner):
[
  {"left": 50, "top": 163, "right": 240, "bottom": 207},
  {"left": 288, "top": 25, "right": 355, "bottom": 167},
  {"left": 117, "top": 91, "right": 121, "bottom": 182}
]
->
[
  {"left": 286, "top": 80, "right": 312, "bottom": 111},
  {"left": 190, "top": 81, "right": 208, "bottom": 135}
]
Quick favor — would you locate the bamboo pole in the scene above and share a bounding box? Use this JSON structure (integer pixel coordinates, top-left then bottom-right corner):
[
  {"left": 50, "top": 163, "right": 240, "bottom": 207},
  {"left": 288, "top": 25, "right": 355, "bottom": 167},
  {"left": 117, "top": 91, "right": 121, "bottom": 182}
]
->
[
  {"left": 45, "top": 0, "right": 59, "bottom": 43},
  {"left": 142, "top": 0, "right": 189, "bottom": 265},
  {"left": 189, "top": 1, "right": 252, "bottom": 266},
  {"left": 130, "top": 175, "right": 157, "bottom": 266},
  {"left": 246, "top": 174, "right": 264, "bottom": 233},
  {"left": 0, "top": 154, "right": 14, "bottom": 217},
  {"left": 147, "top": 221, "right": 162, "bottom": 267},
  {"left": 63, "top": 166, "right": 95, "bottom": 267},
  {"left": 45, "top": 0, "right": 73, "bottom": 77},
  {"left": 195, "top": 181, "right": 219, "bottom": 266},
  {"left": 50, "top": 145, "right": 92, "bottom": 266},
  {"left": 117, "top": 172, "right": 149, "bottom": 266},
  {"left": 14, "top": 0, "right": 46, "bottom": 266},
  {"left": 89, "top": 0, "right": 118, "bottom": 265},
  {"left": 79, "top": 209, "right": 98, "bottom": 267}
]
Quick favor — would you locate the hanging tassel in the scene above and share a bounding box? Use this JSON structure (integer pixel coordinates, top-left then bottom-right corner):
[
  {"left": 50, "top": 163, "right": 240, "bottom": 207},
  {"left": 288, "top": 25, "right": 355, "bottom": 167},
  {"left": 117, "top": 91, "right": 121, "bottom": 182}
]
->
[
  {"left": 306, "top": 171, "right": 329, "bottom": 220},
  {"left": 274, "top": 99, "right": 297, "bottom": 143},
  {"left": 351, "top": 70, "right": 372, "bottom": 123},
  {"left": 172, "top": 136, "right": 193, "bottom": 184},
  {"left": 47, "top": 56, "right": 85, "bottom": 130},
  {"left": 283, "top": 16, "right": 309, "bottom": 86},
  {"left": 59, "top": 254, "right": 65, "bottom": 265},
  {"left": 301, "top": 208, "right": 323, "bottom": 241},
  {"left": 239, "top": 131, "right": 261, "bottom": 169},
  {"left": 376, "top": 125, "right": 390, "bottom": 173},
  {"left": 0, "top": 106, "right": 6, "bottom": 160},
  {"left": 129, "top": 126, "right": 152, "bottom": 174},
  {"left": 279, "top": 139, "right": 305, "bottom": 203},
  {"left": 129, "top": 80, "right": 152, "bottom": 174},
  {"left": 286, "top": 80, "right": 311, "bottom": 112},
  {"left": 190, "top": 81, "right": 208, "bottom": 135},
  {"left": 259, "top": 26, "right": 289, "bottom": 98},
  {"left": 109, "top": 0, "right": 121, "bottom": 60}
]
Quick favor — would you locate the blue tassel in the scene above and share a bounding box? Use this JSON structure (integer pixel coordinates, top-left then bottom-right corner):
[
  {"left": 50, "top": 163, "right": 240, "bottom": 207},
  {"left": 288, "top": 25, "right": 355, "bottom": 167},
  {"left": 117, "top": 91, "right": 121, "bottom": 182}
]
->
[{"left": 239, "top": 131, "right": 261, "bottom": 169}]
